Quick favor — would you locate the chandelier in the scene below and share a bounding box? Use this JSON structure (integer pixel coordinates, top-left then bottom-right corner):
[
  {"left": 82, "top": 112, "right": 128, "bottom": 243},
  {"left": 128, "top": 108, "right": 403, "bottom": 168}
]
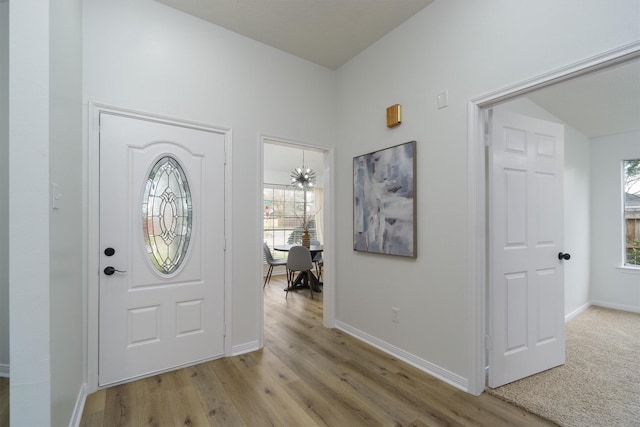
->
[{"left": 290, "top": 151, "right": 316, "bottom": 190}]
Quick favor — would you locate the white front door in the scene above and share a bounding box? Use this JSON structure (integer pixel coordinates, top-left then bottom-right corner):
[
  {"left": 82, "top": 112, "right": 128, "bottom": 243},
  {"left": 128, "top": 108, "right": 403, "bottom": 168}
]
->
[
  {"left": 99, "top": 112, "right": 226, "bottom": 386},
  {"left": 488, "top": 109, "right": 567, "bottom": 388}
]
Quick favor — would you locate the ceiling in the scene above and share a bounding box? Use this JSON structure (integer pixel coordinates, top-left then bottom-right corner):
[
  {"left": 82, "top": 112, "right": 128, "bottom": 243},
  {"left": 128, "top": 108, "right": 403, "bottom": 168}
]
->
[
  {"left": 264, "top": 143, "right": 324, "bottom": 180},
  {"left": 155, "top": 0, "right": 433, "bottom": 70},
  {"left": 155, "top": 0, "right": 638, "bottom": 137},
  {"left": 528, "top": 58, "right": 640, "bottom": 138}
]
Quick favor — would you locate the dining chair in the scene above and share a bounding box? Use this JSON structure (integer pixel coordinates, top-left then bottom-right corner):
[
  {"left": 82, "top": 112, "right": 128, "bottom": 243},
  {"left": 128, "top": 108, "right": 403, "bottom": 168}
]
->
[
  {"left": 263, "top": 242, "right": 287, "bottom": 288},
  {"left": 285, "top": 245, "right": 314, "bottom": 299}
]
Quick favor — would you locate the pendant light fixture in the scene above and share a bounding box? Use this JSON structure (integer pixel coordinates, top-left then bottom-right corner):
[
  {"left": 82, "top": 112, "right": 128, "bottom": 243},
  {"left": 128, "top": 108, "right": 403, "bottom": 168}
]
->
[{"left": 290, "top": 149, "right": 316, "bottom": 190}]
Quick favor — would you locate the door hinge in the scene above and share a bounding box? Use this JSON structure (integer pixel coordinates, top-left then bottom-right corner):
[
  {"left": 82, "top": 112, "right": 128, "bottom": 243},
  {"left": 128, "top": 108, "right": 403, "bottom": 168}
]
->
[{"left": 485, "top": 334, "right": 491, "bottom": 349}]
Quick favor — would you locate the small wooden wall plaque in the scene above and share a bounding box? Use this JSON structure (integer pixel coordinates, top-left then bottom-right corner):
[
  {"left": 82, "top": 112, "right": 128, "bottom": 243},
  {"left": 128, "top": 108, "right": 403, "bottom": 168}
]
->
[{"left": 386, "top": 104, "right": 402, "bottom": 128}]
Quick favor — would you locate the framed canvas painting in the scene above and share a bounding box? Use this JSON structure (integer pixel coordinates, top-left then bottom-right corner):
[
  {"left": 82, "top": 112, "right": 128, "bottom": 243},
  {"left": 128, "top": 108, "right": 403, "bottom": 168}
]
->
[{"left": 353, "top": 141, "right": 416, "bottom": 257}]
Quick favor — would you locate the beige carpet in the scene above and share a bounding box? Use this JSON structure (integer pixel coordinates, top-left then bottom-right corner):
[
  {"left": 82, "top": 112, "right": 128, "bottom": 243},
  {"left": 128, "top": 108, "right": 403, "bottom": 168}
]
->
[{"left": 487, "top": 306, "right": 640, "bottom": 427}]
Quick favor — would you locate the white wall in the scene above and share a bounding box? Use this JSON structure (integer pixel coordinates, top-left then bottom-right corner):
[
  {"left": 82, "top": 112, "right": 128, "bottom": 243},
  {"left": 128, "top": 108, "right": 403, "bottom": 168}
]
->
[
  {"left": 563, "top": 121, "right": 593, "bottom": 315},
  {"left": 8, "top": 1, "right": 84, "bottom": 425},
  {"left": 84, "top": 0, "right": 336, "bottom": 350},
  {"left": 495, "top": 98, "right": 592, "bottom": 317},
  {"left": 49, "top": 0, "right": 84, "bottom": 425},
  {"left": 334, "top": 0, "right": 639, "bottom": 389},
  {"left": 0, "top": 0, "right": 9, "bottom": 375},
  {"left": 9, "top": 1, "right": 52, "bottom": 425},
  {"left": 590, "top": 131, "right": 640, "bottom": 311}
]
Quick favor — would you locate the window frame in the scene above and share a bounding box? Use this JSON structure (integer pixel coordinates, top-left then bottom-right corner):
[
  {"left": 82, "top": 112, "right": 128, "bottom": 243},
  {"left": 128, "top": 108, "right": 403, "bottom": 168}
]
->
[
  {"left": 263, "top": 183, "right": 317, "bottom": 261},
  {"left": 622, "top": 158, "right": 640, "bottom": 268}
]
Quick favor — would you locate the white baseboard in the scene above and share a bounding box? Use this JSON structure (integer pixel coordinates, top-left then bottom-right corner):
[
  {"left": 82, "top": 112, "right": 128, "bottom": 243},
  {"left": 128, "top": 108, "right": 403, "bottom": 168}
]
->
[
  {"left": 590, "top": 300, "right": 640, "bottom": 314},
  {"left": 231, "top": 340, "right": 261, "bottom": 356},
  {"left": 0, "top": 363, "right": 8, "bottom": 378},
  {"left": 68, "top": 383, "right": 89, "bottom": 427},
  {"left": 335, "top": 320, "right": 469, "bottom": 392},
  {"left": 565, "top": 302, "right": 591, "bottom": 322}
]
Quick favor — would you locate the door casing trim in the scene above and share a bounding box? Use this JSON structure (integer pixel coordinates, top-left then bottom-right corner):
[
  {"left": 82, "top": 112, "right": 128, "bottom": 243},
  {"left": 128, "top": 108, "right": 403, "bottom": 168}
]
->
[
  {"left": 86, "top": 102, "right": 233, "bottom": 392},
  {"left": 467, "top": 40, "right": 640, "bottom": 395}
]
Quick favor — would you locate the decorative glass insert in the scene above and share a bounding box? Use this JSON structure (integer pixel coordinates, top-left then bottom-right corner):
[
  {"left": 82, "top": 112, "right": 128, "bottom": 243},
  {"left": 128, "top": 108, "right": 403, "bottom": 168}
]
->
[{"left": 142, "top": 156, "right": 192, "bottom": 274}]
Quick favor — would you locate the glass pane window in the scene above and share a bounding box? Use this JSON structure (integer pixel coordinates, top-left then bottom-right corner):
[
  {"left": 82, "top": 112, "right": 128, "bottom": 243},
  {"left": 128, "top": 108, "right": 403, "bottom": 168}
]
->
[
  {"left": 263, "top": 184, "right": 317, "bottom": 260},
  {"left": 142, "top": 156, "right": 193, "bottom": 274},
  {"left": 623, "top": 159, "right": 640, "bottom": 266}
]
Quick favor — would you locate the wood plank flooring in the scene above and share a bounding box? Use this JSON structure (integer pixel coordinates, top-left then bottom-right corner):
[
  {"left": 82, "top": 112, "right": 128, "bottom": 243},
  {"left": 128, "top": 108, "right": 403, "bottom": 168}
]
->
[
  {"left": 0, "top": 377, "right": 8, "bottom": 427},
  {"left": 80, "top": 276, "right": 553, "bottom": 426}
]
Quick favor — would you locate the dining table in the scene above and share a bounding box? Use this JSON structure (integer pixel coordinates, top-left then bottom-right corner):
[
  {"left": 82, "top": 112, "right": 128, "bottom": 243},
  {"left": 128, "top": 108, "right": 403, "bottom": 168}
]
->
[{"left": 273, "top": 244, "right": 323, "bottom": 292}]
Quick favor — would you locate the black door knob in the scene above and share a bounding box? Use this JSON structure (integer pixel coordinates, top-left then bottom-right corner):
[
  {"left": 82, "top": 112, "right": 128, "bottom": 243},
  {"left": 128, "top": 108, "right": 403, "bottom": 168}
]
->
[
  {"left": 104, "top": 247, "right": 115, "bottom": 256},
  {"left": 104, "top": 266, "right": 126, "bottom": 275},
  {"left": 558, "top": 252, "right": 571, "bottom": 260}
]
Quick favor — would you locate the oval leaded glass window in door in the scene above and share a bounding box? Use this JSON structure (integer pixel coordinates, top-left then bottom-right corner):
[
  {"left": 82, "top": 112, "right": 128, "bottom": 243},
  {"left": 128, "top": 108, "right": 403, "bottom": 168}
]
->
[{"left": 142, "top": 155, "right": 193, "bottom": 275}]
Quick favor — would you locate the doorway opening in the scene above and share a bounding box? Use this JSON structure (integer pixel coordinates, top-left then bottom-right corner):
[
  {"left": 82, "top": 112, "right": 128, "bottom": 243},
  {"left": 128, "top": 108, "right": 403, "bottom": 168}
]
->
[
  {"left": 467, "top": 42, "right": 640, "bottom": 395},
  {"left": 259, "top": 136, "right": 335, "bottom": 346}
]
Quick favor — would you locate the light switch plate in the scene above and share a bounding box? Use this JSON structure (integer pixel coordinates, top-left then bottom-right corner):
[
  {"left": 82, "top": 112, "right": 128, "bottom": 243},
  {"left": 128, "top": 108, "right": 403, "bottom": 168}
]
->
[
  {"left": 437, "top": 90, "right": 448, "bottom": 109},
  {"left": 52, "top": 183, "right": 62, "bottom": 209}
]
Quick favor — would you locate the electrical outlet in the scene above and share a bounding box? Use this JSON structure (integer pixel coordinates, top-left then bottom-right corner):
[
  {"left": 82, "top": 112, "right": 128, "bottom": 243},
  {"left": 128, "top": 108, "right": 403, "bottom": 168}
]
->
[{"left": 392, "top": 307, "right": 400, "bottom": 323}]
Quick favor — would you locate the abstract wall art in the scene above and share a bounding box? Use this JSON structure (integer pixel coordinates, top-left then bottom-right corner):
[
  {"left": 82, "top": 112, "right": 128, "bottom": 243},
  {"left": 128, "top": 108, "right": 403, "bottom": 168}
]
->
[{"left": 353, "top": 141, "right": 416, "bottom": 257}]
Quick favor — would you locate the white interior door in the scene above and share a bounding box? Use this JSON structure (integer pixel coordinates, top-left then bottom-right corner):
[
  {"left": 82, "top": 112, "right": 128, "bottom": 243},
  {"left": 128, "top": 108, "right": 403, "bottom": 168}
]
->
[
  {"left": 488, "top": 109, "right": 567, "bottom": 388},
  {"left": 99, "top": 113, "right": 225, "bottom": 386}
]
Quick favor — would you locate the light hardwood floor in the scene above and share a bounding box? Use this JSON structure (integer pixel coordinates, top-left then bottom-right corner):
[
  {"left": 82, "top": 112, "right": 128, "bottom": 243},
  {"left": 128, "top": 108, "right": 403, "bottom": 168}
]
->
[{"left": 80, "top": 276, "right": 552, "bottom": 426}]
